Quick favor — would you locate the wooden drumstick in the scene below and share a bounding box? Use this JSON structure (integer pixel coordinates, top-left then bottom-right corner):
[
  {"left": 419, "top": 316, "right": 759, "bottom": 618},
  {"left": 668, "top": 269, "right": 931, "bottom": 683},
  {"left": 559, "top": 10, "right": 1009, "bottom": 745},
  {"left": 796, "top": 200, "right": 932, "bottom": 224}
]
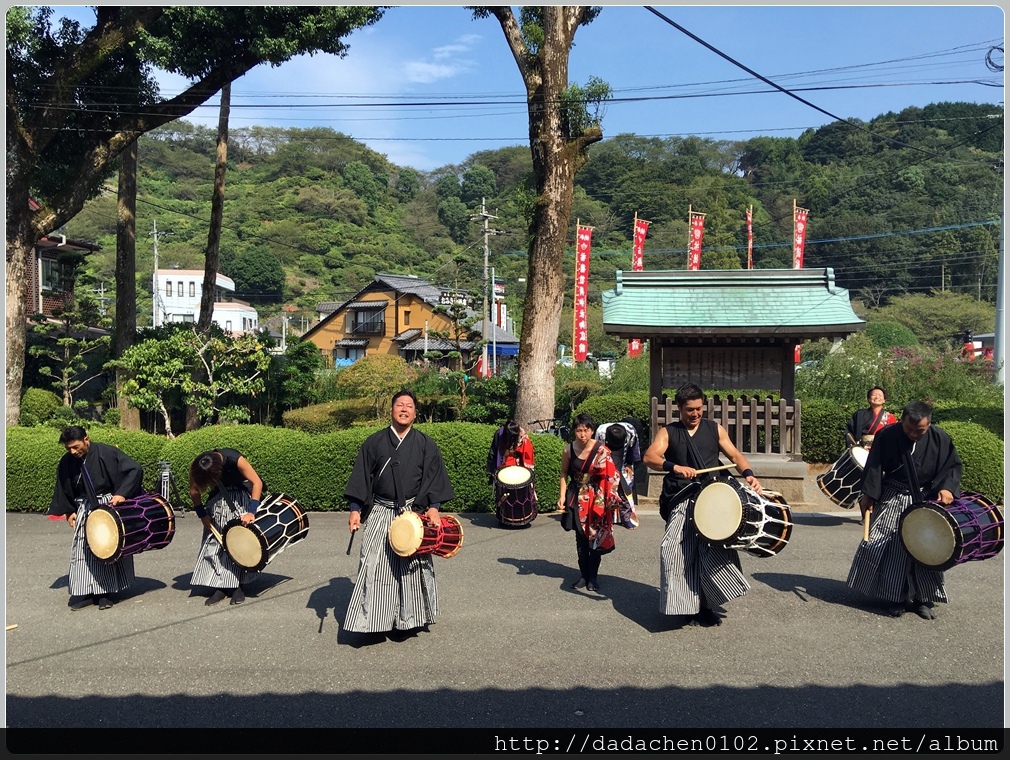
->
[
  {"left": 694, "top": 463, "right": 739, "bottom": 475},
  {"left": 846, "top": 432, "right": 858, "bottom": 447},
  {"left": 209, "top": 523, "right": 224, "bottom": 546},
  {"left": 863, "top": 507, "right": 872, "bottom": 542},
  {"left": 346, "top": 529, "right": 357, "bottom": 556}
]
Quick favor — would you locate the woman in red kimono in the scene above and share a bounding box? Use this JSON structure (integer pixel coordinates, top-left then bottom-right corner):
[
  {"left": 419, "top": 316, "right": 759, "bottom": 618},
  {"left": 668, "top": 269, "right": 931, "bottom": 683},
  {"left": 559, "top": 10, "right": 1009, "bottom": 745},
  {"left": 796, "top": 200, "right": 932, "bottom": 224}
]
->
[
  {"left": 557, "top": 413, "right": 623, "bottom": 594},
  {"left": 487, "top": 420, "right": 537, "bottom": 526}
]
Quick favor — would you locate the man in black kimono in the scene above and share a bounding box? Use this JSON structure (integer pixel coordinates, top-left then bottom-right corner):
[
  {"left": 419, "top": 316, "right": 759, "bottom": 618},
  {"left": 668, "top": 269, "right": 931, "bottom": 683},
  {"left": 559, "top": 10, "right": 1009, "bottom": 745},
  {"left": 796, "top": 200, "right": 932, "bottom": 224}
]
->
[
  {"left": 847, "top": 401, "right": 962, "bottom": 619},
  {"left": 643, "top": 384, "right": 763, "bottom": 627},
  {"left": 344, "top": 389, "right": 455, "bottom": 637},
  {"left": 48, "top": 426, "right": 144, "bottom": 610}
]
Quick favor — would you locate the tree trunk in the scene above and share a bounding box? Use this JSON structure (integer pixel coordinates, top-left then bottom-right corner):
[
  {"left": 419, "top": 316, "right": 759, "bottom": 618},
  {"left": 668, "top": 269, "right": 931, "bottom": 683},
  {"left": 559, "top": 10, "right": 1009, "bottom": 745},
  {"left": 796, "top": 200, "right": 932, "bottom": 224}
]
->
[
  {"left": 115, "top": 139, "right": 141, "bottom": 429},
  {"left": 489, "top": 7, "right": 600, "bottom": 429},
  {"left": 5, "top": 155, "right": 37, "bottom": 426},
  {"left": 187, "top": 82, "right": 231, "bottom": 431}
]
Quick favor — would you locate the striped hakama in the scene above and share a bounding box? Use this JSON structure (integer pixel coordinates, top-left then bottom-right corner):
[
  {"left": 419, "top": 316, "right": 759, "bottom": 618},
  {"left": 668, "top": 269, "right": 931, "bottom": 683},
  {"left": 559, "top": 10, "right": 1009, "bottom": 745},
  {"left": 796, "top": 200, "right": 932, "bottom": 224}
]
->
[
  {"left": 660, "top": 493, "right": 750, "bottom": 615},
  {"left": 344, "top": 497, "right": 437, "bottom": 633},
  {"left": 69, "top": 498, "right": 135, "bottom": 597},
  {"left": 847, "top": 482, "right": 946, "bottom": 604},
  {"left": 191, "top": 486, "right": 258, "bottom": 590}
]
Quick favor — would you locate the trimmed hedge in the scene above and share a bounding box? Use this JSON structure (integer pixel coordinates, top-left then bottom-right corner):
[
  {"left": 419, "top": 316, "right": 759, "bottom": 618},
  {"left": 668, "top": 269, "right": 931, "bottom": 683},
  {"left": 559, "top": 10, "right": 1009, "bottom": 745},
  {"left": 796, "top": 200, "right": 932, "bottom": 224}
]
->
[
  {"left": 932, "top": 401, "right": 1004, "bottom": 440},
  {"left": 798, "top": 397, "right": 849, "bottom": 464},
  {"left": 6, "top": 426, "right": 168, "bottom": 514},
  {"left": 5, "top": 422, "right": 566, "bottom": 514},
  {"left": 939, "top": 421, "right": 1004, "bottom": 503},
  {"left": 574, "top": 391, "right": 652, "bottom": 445},
  {"left": 19, "top": 388, "right": 61, "bottom": 426},
  {"left": 281, "top": 398, "right": 377, "bottom": 433}
]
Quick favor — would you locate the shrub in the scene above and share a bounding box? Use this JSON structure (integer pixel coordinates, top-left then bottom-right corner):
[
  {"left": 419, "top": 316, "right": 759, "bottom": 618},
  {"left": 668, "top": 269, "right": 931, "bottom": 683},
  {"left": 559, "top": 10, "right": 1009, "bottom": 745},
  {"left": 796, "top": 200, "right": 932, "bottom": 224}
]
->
[
  {"left": 932, "top": 400, "right": 1004, "bottom": 439},
  {"left": 556, "top": 380, "right": 603, "bottom": 418},
  {"left": 19, "top": 387, "right": 61, "bottom": 426},
  {"left": 865, "top": 321, "right": 918, "bottom": 349},
  {"left": 939, "top": 421, "right": 1004, "bottom": 501},
  {"left": 5, "top": 426, "right": 167, "bottom": 512},
  {"left": 574, "top": 391, "right": 652, "bottom": 445},
  {"left": 282, "top": 398, "right": 376, "bottom": 433},
  {"left": 102, "top": 407, "right": 121, "bottom": 427},
  {"left": 799, "top": 397, "right": 849, "bottom": 463}
]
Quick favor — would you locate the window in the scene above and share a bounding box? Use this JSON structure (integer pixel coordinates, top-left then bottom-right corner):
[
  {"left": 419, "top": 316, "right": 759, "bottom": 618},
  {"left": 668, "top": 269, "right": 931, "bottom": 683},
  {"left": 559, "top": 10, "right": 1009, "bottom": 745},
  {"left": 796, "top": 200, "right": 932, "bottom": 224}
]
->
[
  {"left": 40, "top": 259, "right": 62, "bottom": 291},
  {"left": 225, "top": 320, "right": 233, "bottom": 332},
  {"left": 351, "top": 308, "right": 384, "bottom": 334},
  {"left": 404, "top": 310, "right": 411, "bottom": 326},
  {"left": 166, "top": 281, "right": 172, "bottom": 297},
  {"left": 177, "top": 281, "right": 184, "bottom": 298},
  {"left": 189, "top": 281, "right": 196, "bottom": 297},
  {"left": 334, "top": 347, "right": 365, "bottom": 362}
]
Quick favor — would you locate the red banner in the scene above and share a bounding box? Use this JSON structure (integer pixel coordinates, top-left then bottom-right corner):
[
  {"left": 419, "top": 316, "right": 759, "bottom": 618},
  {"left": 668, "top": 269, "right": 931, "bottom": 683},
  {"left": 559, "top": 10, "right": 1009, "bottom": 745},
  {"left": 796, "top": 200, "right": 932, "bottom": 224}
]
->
[
  {"left": 746, "top": 206, "right": 754, "bottom": 270},
  {"left": 628, "top": 217, "right": 650, "bottom": 358},
  {"left": 573, "top": 225, "right": 593, "bottom": 363},
  {"left": 793, "top": 206, "right": 808, "bottom": 269},
  {"left": 688, "top": 213, "right": 705, "bottom": 271}
]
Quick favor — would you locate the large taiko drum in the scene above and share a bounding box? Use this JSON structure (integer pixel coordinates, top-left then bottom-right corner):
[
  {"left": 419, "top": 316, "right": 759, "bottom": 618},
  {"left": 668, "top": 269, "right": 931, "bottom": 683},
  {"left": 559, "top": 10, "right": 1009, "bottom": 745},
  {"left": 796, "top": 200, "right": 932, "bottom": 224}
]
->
[
  {"left": 223, "top": 493, "right": 309, "bottom": 572},
  {"left": 495, "top": 465, "right": 538, "bottom": 527},
  {"left": 816, "top": 446, "right": 870, "bottom": 508},
  {"left": 85, "top": 493, "right": 176, "bottom": 563},
  {"left": 900, "top": 493, "right": 1004, "bottom": 571},
  {"left": 691, "top": 479, "right": 793, "bottom": 558},
  {"left": 387, "top": 511, "right": 464, "bottom": 559}
]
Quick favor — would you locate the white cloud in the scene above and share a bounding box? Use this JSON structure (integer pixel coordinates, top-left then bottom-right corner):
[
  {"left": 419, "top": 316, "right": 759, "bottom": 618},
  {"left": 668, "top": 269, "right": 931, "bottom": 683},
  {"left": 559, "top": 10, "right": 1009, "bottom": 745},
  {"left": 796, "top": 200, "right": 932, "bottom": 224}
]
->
[{"left": 403, "top": 61, "right": 471, "bottom": 85}]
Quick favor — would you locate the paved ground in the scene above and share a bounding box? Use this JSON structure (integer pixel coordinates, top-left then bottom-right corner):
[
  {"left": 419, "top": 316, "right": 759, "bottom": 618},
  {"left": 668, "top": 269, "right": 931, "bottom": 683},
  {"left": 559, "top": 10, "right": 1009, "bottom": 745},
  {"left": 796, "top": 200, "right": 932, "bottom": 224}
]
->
[{"left": 4, "top": 505, "right": 1004, "bottom": 736}]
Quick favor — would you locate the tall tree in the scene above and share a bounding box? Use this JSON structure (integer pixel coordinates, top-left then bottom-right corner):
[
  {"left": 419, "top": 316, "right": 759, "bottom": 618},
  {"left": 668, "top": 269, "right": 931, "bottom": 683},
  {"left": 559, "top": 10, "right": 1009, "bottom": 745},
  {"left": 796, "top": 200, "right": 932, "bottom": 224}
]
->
[
  {"left": 115, "top": 137, "right": 141, "bottom": 429},
  {"left": 6, "top": 6, "right": 384, "bottom": 425},
  {"left": 470, "top": 7, "right": 608, "bottom": 426}
]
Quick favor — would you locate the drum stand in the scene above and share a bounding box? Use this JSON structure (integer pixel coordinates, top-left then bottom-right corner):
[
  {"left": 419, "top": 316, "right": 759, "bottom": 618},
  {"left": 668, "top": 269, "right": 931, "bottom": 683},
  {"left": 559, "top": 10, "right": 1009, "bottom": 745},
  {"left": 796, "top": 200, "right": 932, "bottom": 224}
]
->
[{"left": 156, "top": 461, "right": 187, "bottom": 517}]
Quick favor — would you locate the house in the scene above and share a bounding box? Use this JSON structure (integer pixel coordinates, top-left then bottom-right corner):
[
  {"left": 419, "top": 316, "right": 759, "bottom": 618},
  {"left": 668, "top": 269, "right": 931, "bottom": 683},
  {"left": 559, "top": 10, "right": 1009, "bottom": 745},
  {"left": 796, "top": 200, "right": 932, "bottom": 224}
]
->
[
  {"left": 304, "top": 273, "right": 520, "bottom": 369},
  {"left": 28, "top": 235, "right": 101, "bottom": 318},
  {"left": 153, "top": 269, "right": 259, "bottom": 335}
]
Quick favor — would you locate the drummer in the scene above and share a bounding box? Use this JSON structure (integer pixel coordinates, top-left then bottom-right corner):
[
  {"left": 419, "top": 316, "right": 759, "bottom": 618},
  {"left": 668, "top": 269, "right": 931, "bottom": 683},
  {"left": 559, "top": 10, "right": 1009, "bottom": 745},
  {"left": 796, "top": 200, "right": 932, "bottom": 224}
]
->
[
  {"left": 343, "top": 388, "right": 455, "bottom": 639},
  {"left": 48, "top": 426, "right": 144, "bottom": 611},
  {"left": 189, "top": 449, "right": 264, "bottom": 606},
  {"left": 846, "top": 386, "right": 896, "bottom": 448},
  {"left": 643, "top": 384, "right": 763, "bottom": 627},
  {"left": 486, "top": 420, "right": 536, "bottom": 527},
  {"left": 846, "top": 401, "right": 962, "bottom": 620}
]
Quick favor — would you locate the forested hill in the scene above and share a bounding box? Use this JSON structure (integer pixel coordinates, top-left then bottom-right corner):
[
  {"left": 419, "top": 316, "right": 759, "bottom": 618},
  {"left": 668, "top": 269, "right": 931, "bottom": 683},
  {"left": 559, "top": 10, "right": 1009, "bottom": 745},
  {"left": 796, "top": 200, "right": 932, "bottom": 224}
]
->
[{"left": 67, "top": 101, "right": 1002, "bottom": 328}]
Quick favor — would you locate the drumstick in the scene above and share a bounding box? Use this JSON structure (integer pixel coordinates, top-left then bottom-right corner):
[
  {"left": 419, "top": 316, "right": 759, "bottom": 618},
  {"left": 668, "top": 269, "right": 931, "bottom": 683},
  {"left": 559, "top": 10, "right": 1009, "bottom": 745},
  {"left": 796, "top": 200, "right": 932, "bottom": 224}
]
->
[
  {"left": 346, "top": 529, "right": 357, "bottom": 556},
  {"left": 694, "top": 463, "right": 739, "bottom": 475},
  {"left": 846, "top": 433, "right": 858, "bottom": 447},
  {"left": 863, "top": 507, "right": 872, "bottom": 542},
  {"left": 208, "top": 523, "right": 224, "bottom": 545},
  {"left": 6, "top": 624, "right": 17, "bottom": 632}
]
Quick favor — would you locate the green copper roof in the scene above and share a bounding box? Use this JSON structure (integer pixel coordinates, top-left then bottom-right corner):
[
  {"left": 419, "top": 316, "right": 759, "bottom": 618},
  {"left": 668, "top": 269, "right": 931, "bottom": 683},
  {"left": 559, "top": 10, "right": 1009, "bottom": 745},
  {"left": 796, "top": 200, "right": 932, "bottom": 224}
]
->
[{"left": 602, "top": 268, "right": 864, "bottom": 339}]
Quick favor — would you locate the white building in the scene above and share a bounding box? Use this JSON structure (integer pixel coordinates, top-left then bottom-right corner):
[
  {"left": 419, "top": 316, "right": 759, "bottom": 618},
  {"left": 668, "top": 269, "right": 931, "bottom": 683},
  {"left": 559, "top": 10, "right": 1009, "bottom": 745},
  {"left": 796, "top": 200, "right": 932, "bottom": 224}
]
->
[{"left": 153, "top": 269, "right": 259, "bottom": 335}]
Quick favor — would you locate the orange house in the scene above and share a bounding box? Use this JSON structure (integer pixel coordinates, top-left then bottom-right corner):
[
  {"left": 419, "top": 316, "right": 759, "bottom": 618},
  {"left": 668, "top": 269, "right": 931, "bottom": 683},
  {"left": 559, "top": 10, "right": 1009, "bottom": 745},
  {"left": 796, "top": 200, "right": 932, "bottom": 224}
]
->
[{"left": 304, "top": 273, "right": 481, "bottom": 367}]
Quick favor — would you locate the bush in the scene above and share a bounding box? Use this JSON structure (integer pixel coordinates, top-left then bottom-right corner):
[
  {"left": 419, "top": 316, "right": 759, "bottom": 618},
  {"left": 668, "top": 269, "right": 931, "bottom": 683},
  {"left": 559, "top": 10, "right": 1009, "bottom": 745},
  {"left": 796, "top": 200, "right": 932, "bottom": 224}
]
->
[
  {"left": 940, "top": 421, "right": 1004, "bottom": 501},
  {"left": 932, "top": 400, "right": 1004, "bottom": 439},
  {"left": 865, "top": 321, "right": 918, "bottom": 349},
  {"left": 19, "top": 387, "right": 61, "bottom": 426},
  {"left": 5, "top": 426, "right": 168, "bottom": 513},
  {"left": 574, "top": 391, "right": 652, "bottom": 445},
  {"left": 799, "top": 397, "right": 849, "bottom": 463},
  {"left": 282, "top": 398, "right": 377, "bottom": 433}
]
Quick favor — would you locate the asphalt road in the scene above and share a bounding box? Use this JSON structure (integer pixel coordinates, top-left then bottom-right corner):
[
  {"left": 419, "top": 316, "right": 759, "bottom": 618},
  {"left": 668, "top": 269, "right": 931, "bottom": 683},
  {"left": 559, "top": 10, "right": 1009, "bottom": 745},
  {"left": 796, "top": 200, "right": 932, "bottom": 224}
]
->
[{"left": 3, "top": 506, "right": 1004, "bottom": 739}]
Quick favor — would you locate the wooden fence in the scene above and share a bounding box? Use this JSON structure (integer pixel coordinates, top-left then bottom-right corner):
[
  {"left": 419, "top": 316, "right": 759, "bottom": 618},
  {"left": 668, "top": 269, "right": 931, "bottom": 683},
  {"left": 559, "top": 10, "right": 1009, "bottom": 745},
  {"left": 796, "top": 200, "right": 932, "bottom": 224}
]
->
[{"left": 652, "top": 395, "right": 801, "bottom": 455}]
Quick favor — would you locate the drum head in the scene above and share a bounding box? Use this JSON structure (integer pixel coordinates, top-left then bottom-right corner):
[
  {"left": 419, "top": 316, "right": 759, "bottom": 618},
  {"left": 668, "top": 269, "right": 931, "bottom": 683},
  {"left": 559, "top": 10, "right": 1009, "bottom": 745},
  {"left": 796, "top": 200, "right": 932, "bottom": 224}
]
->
[
  {"left": 850, "top": 446, "right": 869, "bottom": 468},
  {"left": 693, "top": 482, "right": 743, "bottom": 542},
  {"left": 497, "top": 465, "right": 532, "bottom": 486},
  {"left": 901, "top": 507, "right": 956, "bottom": 568},
  {"left": 225, "top": 525, "right": 265, "bottom": 570},
  {"left": 388, "top": 512, "right": 424, "bottom": 557},
  {"left": 85, "top": 509, "right": 121, "bottom": 560}
]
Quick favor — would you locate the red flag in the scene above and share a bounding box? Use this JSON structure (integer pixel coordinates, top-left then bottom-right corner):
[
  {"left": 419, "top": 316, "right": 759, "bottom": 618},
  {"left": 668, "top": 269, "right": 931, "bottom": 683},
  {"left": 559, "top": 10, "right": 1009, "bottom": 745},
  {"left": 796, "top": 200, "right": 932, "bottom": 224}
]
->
[
  {"left": 628, "top": 216, "right": 649, "bottom": 358},
  {"left": 793, "top": 205, "right": 809, "bottom": 269},
  {"left": 746, "top": 206, "right": 754, "bottom": 270},
  {"left": 573, "top": 225, "right": 593, "bottom": 363},
  {"left": 688, "top": 212, "right": 705, "bottom": 271}
]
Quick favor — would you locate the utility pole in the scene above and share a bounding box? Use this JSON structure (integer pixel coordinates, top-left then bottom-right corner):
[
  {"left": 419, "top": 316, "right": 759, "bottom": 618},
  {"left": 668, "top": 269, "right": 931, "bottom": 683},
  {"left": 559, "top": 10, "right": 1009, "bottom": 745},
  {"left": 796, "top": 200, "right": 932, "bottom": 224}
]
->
[
  {"left": 150, "top": 219, "right": 172, "bottom": 327},
  {"left": 469, "top": 198, "right": 504, "bottom": 377},
  {"left": 994, "top": 209, "right": 1005, "bottom": 385}
]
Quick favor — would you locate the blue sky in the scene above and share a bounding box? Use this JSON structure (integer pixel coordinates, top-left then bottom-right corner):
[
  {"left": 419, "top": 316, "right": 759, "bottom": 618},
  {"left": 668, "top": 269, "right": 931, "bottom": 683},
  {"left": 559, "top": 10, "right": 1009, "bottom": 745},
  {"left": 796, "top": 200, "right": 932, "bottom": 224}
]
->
[{"left": 55, "top": 5, "right": 1004, "bottom": 172}]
